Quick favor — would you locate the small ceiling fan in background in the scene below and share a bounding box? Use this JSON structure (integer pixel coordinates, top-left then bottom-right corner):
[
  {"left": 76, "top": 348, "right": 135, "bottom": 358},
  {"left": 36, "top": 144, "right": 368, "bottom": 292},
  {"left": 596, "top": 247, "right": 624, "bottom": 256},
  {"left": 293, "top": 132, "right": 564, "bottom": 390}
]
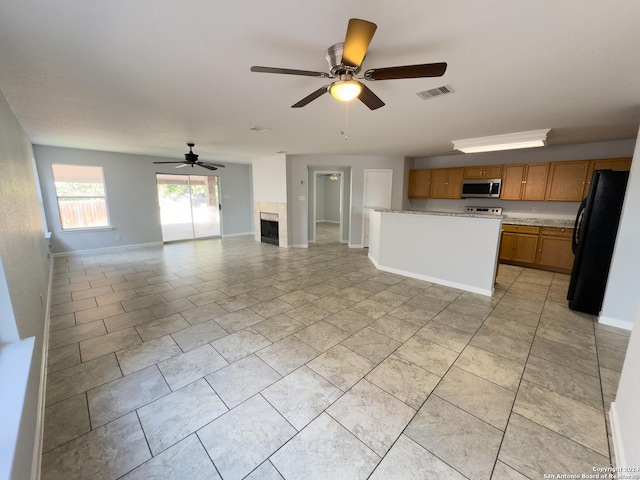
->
[
  {"left": 251, "top": 18, "right": 447, "bottom": 110},
  {"left": 153, "top": 143, "right": 226, "bottom": 171}
]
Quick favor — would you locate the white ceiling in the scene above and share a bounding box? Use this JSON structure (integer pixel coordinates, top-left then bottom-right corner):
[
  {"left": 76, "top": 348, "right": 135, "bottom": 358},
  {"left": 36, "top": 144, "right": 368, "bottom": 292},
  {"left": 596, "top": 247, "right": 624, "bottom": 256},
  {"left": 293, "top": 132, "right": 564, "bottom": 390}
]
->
[{"left": 1, "top": 0, "right": 639, "bottom": 164}]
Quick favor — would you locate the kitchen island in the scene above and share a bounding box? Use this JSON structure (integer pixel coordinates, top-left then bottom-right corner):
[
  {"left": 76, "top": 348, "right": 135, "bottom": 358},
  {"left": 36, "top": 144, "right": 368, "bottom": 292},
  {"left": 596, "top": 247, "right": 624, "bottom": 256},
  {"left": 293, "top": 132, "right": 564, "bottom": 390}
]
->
[{"left": 368, "top": 209, "right": 502, "bottom": 296}]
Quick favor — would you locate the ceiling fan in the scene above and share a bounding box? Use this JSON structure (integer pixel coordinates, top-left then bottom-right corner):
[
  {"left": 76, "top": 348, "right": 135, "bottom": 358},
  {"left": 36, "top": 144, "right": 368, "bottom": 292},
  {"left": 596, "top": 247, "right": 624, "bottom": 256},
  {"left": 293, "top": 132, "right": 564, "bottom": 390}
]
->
[
  {"left": 250, "top": 18, "right": 447, "bottom": 110},
  {"left": 153, "top": 143, "right": 226, "bottom": 171}
]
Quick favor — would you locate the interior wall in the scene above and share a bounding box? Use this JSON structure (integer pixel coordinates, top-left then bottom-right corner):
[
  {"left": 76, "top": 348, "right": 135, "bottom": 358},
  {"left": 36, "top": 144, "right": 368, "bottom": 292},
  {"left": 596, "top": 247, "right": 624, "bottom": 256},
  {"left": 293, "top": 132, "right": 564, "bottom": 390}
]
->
[
  {"left": 411, "top": 139, "right": 636, "bottom": 217},
  {"left": 251, "top": 155, "right": 287, "bottom": 202},
  {"left": 290, "top": 155, "right": 405, "bottom": 247},
  {"left": 35, "top": 146, "right": 253, "bottom": 253},
  {"left": 600, "top": 132, "right": 640, "bottom": 329},
  {"left": 315, "top": 176, "right": 326, "bottom": 221},
  {"left": 324, "top": 177, "right": 341, "bottom": 222},
  {"left": 0, "top": 91, "right": 50, "bottom": 480}
]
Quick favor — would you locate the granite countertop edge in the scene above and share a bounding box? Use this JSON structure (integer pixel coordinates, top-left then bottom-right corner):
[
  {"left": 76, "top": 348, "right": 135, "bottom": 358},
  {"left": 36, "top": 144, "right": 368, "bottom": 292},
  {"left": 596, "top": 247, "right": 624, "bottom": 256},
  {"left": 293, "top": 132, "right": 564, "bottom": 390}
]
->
[{"left": 374, "top": 209, "right": 575, "bottom": 228}]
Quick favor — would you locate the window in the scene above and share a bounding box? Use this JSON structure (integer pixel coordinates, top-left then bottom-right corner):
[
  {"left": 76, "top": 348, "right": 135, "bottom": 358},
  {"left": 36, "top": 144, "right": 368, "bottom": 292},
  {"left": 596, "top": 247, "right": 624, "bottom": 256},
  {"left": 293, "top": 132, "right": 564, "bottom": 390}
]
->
[{"left": 52, "top": 164, "right": 110, "bottom": 229}]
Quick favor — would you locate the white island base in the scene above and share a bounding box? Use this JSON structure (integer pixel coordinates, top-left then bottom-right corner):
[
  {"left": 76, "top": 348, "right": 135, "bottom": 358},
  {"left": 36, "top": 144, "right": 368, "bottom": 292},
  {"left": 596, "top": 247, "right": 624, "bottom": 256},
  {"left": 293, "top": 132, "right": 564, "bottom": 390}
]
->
[{"left": 368, "top": 210, "right": 502, "bottom": 296}]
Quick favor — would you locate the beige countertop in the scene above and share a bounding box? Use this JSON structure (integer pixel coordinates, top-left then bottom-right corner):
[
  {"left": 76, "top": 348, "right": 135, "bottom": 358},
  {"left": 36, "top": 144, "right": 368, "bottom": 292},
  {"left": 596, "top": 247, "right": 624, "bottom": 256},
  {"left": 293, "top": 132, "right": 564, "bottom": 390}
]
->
[{"left": 502, "top": 217, "right": 575, "bottom": 228}]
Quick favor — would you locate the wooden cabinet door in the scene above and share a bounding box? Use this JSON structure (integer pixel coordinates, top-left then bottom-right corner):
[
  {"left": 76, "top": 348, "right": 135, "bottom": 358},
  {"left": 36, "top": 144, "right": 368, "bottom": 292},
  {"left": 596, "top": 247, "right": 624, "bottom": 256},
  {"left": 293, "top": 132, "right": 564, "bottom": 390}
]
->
[
  {"left": 513, "top": 234, "right": 539, "bottom": 263},
  {"left": 583, "top": 157, "right": 632, "bottom": 198},
  {"left": 545, "top": 161, "right": 589, "bottom": 202},
  {"left": 499, "top": 232, "right": 516, "bottom": 261},
  {"left": 501, "top": 165, "right": 525, "bottom": 200},
  {"left": 536, "top": 235, "right": 575, "bottom": 270},
  {"left": 463, "top": 166, "right": 484, "bottom": 179},
  {"left": 446, "top": 168, "right": 464, "bottom": 198},
  {"left": 484, "top": 165, "right": 503, "bottom": 178},
  {"left": 429, "top": 168, "right": 448, "bottom": 199},
  {"left": 522, "top": 163, "right": 549, "bottom": 200},
  {"left": 408, "top": 169, "right": 431, "bottom": 198}
]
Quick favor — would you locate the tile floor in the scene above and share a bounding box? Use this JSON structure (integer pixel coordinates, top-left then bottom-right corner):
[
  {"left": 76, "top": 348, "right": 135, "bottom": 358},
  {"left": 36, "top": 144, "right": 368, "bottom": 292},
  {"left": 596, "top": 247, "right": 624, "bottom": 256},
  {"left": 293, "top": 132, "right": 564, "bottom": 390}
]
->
[{"left": 42, "top": 235, "right": 631, "bottom": 480}]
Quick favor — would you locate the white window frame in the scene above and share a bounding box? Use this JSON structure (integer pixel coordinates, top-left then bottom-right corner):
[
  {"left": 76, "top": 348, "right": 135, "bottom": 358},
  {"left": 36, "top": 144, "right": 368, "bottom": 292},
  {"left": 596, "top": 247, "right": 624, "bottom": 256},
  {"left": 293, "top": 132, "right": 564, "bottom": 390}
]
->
[{"left": 51, "top": 164, "right": 112, "bottom": 231}]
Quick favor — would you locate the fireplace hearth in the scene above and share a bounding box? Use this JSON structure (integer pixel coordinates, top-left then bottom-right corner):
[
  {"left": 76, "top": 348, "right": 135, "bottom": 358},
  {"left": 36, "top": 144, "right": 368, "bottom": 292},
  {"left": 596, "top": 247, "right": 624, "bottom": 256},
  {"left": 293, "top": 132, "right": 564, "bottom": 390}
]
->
[{"left": 260, "top": 212, "right": 279, "bottom": 246}]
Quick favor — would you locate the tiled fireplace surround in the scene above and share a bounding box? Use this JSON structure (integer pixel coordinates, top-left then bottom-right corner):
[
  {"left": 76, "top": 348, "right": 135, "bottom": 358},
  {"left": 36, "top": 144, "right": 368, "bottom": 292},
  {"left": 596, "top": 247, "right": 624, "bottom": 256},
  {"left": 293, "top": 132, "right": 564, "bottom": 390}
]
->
[{"left": 254, "top": 202, "right": 288, "bottom": 248}]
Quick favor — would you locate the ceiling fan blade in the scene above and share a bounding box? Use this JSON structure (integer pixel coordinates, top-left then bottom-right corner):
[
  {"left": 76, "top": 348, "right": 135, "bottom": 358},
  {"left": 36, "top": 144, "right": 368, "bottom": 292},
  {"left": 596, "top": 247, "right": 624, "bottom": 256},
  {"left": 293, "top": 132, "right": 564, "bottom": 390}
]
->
[
  {"left": 291, "top": 85, "right": 330, "bottom": 108},
  {"left": 195, "top": 162, "right": 218, "bottom": 171},
  {"left": 342, "top": 18, "right": 377, "bottom": 68},
  {"left": 175, "top": 164, "right": 188, "bottom": 168},
  {"left": 364, "top": 62, "right": 448, "bottom": 81},
  {"left": 358, "top": 84, "right": 385, "bottom": 110},
  {"left": 251, "top": 66, "right": 331, "bottom": 78},
  {"left": 199, "top": 161, "right": 225, "bottom": 168},
  {"left": 153, "top": 161, "right": 185, "bottom": 164}
]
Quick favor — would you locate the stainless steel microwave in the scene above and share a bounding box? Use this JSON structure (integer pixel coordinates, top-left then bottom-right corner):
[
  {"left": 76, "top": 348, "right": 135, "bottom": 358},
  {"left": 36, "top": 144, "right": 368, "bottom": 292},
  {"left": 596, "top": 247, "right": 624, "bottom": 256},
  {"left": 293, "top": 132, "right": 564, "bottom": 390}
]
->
[{"left": 461, "top": 179, "right": 502, "bottom": 198}]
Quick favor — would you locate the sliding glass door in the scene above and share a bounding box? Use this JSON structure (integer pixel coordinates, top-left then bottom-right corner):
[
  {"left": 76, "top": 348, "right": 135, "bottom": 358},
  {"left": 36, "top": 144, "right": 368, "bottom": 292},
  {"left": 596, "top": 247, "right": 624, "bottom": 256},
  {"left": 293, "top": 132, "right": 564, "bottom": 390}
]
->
[{"left": 156, "top": 174, "right": 221, "bottom": 242}]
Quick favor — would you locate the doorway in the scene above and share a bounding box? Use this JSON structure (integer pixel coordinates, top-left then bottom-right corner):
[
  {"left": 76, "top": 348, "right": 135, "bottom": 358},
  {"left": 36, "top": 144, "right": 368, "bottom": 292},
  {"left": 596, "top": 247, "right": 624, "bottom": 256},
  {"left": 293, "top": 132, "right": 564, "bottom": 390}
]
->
[
  {"left": 156, "top": 174, "right": 221, "bottom": 242},
  {"left": 313, "top": 171, "right": 343, "bottom": 244}
]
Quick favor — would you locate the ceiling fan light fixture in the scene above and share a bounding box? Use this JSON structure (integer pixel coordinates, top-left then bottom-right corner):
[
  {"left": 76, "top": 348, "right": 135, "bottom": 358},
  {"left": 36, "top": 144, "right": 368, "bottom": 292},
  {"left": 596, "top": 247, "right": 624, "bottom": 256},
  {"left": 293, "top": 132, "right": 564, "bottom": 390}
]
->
[
  {"left": 452, "top": 129, "right": 551, "bottom": 154},
  {"left": 329, "top": 173, "right": 340, "bottom": 180},
  {"left": 329, "top": 80, "right": 363, "bottom": 102}
]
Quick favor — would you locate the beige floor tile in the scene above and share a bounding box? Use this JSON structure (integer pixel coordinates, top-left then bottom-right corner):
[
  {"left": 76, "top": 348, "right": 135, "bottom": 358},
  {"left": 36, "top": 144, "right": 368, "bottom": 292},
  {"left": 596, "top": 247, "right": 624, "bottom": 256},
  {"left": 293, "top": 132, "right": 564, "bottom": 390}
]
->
[
  {"left": 117, "top": 335, "right": 182, "bottom": 375},
  {"left": 366, "top": 355, "right": 440, "bottom": 409},
  {"left": 48, "top": 320, "right": 107, "bottom": 350},
  {"left": 205, "top": 354, "right": 281, "bottom": 408},
  {"left": 47, "top": 343, "right": 81, "bottom": 374},
  {"left": 435, "top": 367, "right": 515, "bottom": 430},
  {"left": 271, "top": 413, "right": 379, "bottom": 480},
  {"left": 370, "top": 435, "right": 466, "bottom": 480},
  {"left": 41, "top": 412, "right": 150, "bottom": 480},
  {"left": 529, "top": 336, "right": 599, "bottom": 377},
  {"left": 103, "top": 308, "right": 156, "bottom": 333},
  {"left": 327, "top": 379, "right": 415, "bottom": 456},
  {"left": 138, "top": 378, "right": 227, "bottom": 455},
  {"left": 257, "top": 336, "right": 320, "bottom": 376},
  {"left": 262, "top": 366, "right": 342, "bottom": 430},
  {"left": 79, "top": 327, "right": 142, "bottom": 362},
  {"left": 454, "top": 346, "right": 524, "bottom": 391},
  {"left": 46, "top": 354, "right": 122, "bottom": 406},
  {"left": 198, "top": 395, "right": 296, "bottom": 480},
  {"left": 307, "top": 344, "right": 376, "bottom": 391},
  {"left": 210, "top": 328, "right": 272, "bottom": 363},
  {"left": 499, "top": 414, "right": 609, "bottom": 479},
  {"left": 170, "top": 319, "right": 228, "bottom": 351},
  {"left": 158, "top": 344, "right": 228, "bottom": 391},
  {"left": 513, "top": 380, "right": 608, "bottom": 456},
  {"left": 87, "top": 365, "right": 170, "bottom": 427},
  {"left": 121, "top": 434, "right": 220, "bottom": 480},
  {"left": 406, "top": 395, "right": 502, "bottom": 480},
  {"left": 367, "top": 315, "right": 421, "bottom": 342},
  {"left": 293, "top": 320, "right": 351, "bottom": 352},
  {"left": 43, "top": 394, "right": 90, "bottom": 453},
  {"left": 395, "top": 337, "right": 458, "bottom": 377}
]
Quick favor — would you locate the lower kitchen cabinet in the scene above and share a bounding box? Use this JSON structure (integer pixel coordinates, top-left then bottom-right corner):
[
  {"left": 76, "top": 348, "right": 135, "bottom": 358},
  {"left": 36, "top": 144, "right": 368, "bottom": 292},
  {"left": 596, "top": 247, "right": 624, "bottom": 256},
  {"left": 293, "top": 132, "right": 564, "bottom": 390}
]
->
[
  {"left": 536, "top": 227, "right": 575, "bottom": 272},
  {"left": 499, "top": 226, "right": 539, "bottom": 264},
  {"left": 499, "top": 225, "right": 575, "bottom": 273}
]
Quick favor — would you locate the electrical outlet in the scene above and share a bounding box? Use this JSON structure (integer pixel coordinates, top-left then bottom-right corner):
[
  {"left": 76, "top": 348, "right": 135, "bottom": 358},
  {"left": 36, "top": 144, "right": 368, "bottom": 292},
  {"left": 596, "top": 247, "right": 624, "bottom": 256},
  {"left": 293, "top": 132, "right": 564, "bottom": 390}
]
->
[
  {"left": 532, "top": 207, "right": 538, "bottom": 213},
  {"left": 115, "top": 234, "right": 121, "bottom": 240}
]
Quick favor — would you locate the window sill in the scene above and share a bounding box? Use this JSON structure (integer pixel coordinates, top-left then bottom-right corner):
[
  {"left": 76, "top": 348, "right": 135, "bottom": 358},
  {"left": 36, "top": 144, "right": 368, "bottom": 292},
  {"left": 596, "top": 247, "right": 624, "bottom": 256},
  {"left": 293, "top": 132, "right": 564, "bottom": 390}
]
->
[
  {"left": 0, "top": 337, "right": 35, "bottom": 479},
  {"left": 59, "top": 226, "right": 114, "bottom": 234}
]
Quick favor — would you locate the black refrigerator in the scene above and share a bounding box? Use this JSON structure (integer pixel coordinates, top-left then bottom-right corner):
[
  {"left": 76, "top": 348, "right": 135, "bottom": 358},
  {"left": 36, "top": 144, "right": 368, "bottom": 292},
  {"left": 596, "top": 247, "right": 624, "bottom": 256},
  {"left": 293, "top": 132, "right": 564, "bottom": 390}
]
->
[{"left": 567, "top": 169, "right": 629, "bottom": 314}]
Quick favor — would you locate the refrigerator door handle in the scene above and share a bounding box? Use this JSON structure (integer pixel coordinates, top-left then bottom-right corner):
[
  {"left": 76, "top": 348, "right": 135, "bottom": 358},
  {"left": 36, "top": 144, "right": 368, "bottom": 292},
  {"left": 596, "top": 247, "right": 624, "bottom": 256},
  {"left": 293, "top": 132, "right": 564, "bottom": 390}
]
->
[{"left": 572, "top": 198, "right": 587, "bottom": 255}]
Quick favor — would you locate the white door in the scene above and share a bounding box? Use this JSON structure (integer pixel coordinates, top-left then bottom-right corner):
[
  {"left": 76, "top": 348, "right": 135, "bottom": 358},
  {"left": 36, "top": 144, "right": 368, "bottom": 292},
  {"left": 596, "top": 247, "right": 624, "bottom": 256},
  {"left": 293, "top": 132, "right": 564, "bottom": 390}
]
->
[{"left": 363, "top": 169, "right": 393, "bottom": 247}]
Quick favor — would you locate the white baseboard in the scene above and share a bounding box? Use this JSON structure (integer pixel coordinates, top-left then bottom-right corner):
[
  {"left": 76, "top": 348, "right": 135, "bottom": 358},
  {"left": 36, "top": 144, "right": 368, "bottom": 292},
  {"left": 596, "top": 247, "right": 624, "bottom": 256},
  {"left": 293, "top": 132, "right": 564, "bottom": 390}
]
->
[
  {"left": 598, "top": 315, "right": 634, "bottom": 331},
  {"left": 291, "top": 244, "right": 309, "bottom": 249},
  {"left": 368, "top": 254, "right": 493, "bottom": 297},
  {"left": 52, "top": 241, "right": 163, "bottom": 257},
  {"left": 609, "top": 401, "right": 626, "bottom": 467},
  {"left": 222, "top": 232, "right": 254, "bottom": 237},
  {"left": 31, "top": 256, "right": 54, "bottom": 479}
]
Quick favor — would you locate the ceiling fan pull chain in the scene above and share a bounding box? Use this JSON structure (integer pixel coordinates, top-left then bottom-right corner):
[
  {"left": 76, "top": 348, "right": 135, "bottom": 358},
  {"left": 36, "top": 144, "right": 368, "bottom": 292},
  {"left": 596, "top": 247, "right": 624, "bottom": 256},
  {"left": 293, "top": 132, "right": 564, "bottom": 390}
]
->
[{"left": 344, "top": 102, "right": 349, "bottom": 141}]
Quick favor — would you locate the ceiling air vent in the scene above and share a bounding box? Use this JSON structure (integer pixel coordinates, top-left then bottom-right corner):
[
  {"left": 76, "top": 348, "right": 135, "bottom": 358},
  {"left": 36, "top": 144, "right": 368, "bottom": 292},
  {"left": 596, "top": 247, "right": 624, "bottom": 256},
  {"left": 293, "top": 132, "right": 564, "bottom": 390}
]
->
[{"left": 416, "top": 85, "right": 452, "bottom": 100}]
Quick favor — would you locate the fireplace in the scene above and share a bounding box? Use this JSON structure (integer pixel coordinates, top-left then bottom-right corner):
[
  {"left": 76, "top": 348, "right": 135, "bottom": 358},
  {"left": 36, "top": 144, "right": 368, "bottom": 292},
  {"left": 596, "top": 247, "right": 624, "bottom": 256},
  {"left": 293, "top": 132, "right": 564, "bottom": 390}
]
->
[{"left": 260, "top": 212, "right": 279, "bottom": 246}]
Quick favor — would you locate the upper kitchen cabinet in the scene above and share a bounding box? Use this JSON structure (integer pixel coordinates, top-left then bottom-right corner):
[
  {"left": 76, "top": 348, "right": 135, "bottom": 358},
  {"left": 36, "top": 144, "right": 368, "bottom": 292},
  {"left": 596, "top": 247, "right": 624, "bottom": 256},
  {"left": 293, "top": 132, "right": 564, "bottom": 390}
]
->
[
  {"left": 545, "top": 160, "right": 589, "bottom": 202},
  {"left": 583, "top": 157, "right": 632, "bottom": 198},
  {"left": 463, "top": 164, "right": 503, "bottom": 179},
  {"left": 430, "top": 167, "right": 464, "bottom": 199},
  {"left": 501, "top": 163, "right": 549, "bottom": 200},
  {"left": 408, "top": 169, "right": 431, "bottom": 198}
]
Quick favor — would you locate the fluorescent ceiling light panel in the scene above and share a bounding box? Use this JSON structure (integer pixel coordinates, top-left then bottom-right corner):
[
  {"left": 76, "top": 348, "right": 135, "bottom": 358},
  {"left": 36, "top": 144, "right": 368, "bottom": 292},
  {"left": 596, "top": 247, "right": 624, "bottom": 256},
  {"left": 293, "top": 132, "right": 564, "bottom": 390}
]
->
[{"left": 452, "top": 129, "right": 551, "bottom": 153}]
